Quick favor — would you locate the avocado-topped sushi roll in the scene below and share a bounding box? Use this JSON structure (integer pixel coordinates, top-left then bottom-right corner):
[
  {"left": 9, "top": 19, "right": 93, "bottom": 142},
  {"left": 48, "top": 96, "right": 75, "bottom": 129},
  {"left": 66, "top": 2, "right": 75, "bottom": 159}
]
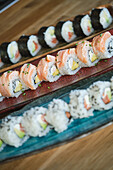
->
[
  {"left": 69, "top": 90, "right": 94, "bottom": 119},
  {"left": 73, "top": 14, "right": 94, "bottom": 37},
  {"left": 88, "top": 81, "right": 113, "bottom": 110},
  {"left": 0, "top": 70, "right": 25, "bottom": 98},
  {"left": 56, "top": 48, "right": 81, "bottom": 75},
  {"left": 20, "top": 63, "right": 41, "bottom": 90},
  {"left": 22, "top": 107, "right": 50, "bottom": 137},
  {"left": 76, "top": 40, "right": 99, "bottom": 67},
  {"left": 18, "top": 35, "right": 41, "bottom": 57},
  {"left": 0, "top": 139, "right": 6, "bottom": 152},
  {"left": 0, "top": 116, "right": 29, "bottom": 147},
  {"left": 92, "top": 31, "right": 113, "bottom": 59},
  {"left": 55, "top": 20, "right": 76, "bottom": 43},
  {"left": 37, "top": 26, "right": 58, "bottom": 48},
  {"left": 45, "top": 99, "right": 71, "bottom": 133},
  {"left": 90, "top": 7, "right": 112, "bottom": 30},
  {"left": 37, "top": 55, "right": 61, "bottom": 82},
  {"left": 0, "top": 41, "right": 21, "bottom": 64}
]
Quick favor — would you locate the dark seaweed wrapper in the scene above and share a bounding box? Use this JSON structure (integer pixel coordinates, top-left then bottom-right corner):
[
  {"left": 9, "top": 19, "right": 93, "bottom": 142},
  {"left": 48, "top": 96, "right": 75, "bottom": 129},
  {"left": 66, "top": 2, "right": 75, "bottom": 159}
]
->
[
  {"left": 73, "top": 15, "right": 85, "bottom": 37},
  {"left": 55, "top": 21, "right": 66, "bottom": 42},
  {"left": 18, "top": 35, "right": 32, "bottom": 57},
  {"left": 90, "top": 8, "right": 103, "bottom": 30},
  {"left": 37, "top": 27, "right": 50, "bottom": 48},
  {"left": 0, "top": 42, "right": 12, "bottom": 64}
]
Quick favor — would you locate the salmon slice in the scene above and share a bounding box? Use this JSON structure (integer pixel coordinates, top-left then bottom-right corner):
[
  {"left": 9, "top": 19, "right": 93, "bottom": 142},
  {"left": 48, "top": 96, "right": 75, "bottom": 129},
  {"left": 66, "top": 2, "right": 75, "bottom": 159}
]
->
[
  {"left": 92, "top": 32, "right": 111, "bottom": 54},
  {"left": 20, "top": 64, "right": 38, "bottom": 90},
  {"left": 65, "top": 111, "right": 71, "bottom": 119},
  {"left": 76, "top": 41, "right": 90, "bottom": 64}
]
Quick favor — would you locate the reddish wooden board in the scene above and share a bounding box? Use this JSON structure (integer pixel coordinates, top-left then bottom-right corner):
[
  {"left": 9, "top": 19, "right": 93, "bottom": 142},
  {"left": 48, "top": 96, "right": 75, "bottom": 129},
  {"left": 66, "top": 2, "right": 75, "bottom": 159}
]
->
[{"left": 0, "top": 29, "right": 113, "bottom": 118}]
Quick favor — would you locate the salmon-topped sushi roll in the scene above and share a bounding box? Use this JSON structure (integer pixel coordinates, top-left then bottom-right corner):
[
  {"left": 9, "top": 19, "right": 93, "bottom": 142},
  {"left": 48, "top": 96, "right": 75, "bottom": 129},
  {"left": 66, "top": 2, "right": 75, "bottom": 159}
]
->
[
  {"left": 20, "top": 63, "right": 41, "bottom": 90},
  {"left": 0, "top": 70, "right": 24, "bottom": 98},
  {"left": 56, "top": 48, "right": 81, "bottom": 75},
  {"left": 92, "top": 31, "right": 113, "bottom": 59},
  {"left": 37, "top": 55, "right": 61, "bottom": 82},
  {"left": 76, "top": 40, "right": 99, "bottom": 67}
]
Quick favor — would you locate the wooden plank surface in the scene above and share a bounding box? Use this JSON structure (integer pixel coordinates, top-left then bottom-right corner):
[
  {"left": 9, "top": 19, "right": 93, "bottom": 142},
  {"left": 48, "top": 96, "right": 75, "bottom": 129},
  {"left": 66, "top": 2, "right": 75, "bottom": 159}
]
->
[{"left": 0, "top": 0, "right": 113, "bottom": 169}]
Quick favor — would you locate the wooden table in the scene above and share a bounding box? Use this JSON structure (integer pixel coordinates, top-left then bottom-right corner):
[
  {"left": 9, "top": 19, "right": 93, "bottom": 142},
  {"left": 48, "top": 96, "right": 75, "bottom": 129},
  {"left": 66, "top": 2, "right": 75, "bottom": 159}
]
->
[{"left": 0, "top": 0, "right": 113, "bottom": 169}]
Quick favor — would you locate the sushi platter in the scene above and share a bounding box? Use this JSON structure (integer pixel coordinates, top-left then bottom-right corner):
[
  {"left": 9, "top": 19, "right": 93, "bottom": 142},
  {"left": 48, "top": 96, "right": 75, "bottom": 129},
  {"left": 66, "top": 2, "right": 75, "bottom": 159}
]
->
[
  {"left": 0, "top": 2, "right": 113, "bottom": 164},
  {"left": 0, "top": 69, "right": 113, "bottom": 163},
  {"left": 0, "top": 3, "right": 113, "bottom": 74}
]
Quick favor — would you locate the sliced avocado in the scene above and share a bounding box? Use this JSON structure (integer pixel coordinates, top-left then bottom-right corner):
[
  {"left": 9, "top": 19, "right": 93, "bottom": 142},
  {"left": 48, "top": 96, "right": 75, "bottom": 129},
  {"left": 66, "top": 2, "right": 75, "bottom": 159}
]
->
[
  {"left": 32, "top": 43, "right": 35, "bottom": 53},
  {"left": 91, "top": 54, "right": 98, "bottom": 62},
  {"left": 35, "top": 75, "right": 40, "bottom": 84},
  {"left": 14, "top": 128, "right": 25, "bottom": 139},
  {"left": 14, "top": 81, "right": 22, "bottom": 93},
  {"left": 50, "top": 29, "right": 54, "bottom": 36},
  {"left": 103, "top": 11, "right": 109, "bottom": 23},
  {"left": 69, "top": 25, "right": 73, "bottom": 31},
  {"left": 40, "top": 122, "right": 47, "bottom": 130},
  {"left": 0, "top": 140, "right": 3, "bottom": 147},
  {"left": 52, "top": 69, "right": 60, "bottom": 76},
  {"left": 72, "top": 61, "right": 79, "bottom": 70},
  {"left": 106, "top": 89, "right": 112, "bottom": 101}
]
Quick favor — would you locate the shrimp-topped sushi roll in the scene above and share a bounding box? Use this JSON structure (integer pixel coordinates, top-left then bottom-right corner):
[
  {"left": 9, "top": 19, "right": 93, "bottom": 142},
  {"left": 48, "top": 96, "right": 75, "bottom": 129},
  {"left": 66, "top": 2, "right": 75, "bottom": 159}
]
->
[
  {"left": 0, "top": 116, "right": 29, "bottom": 147},
  {"left": 37, "top": 26, "right": 58, "bottom": 48},
  {"left": 37, "top": 55, "right": 61, "bottom": 82},
  {"left": 56, "top": 48, "right": 81, "bottom": 75},
  {"left": 88, "top": 81, "right": 113, "bottom": 110},
  {"left": 69, "top": 90, "right": 94, "bottom": 119},
  {"left": 0, "top": 139, "right": 6, "bottom": 152},
  {"left": 90, "top": 7, "right": 112, "bottom": 30},
  {"left": 0, "top": 41, "right": 21, "bottom": 64},
  {"left": 0, "top": 70, "right": 25, "bottom": 98},
  {"left": 55, "top": 21, "right": 76, "bottom": 43},
  {"left": 92, "top": 31, "right": 113, "bottom": 59},
  {"left": 20, "top": 63, "right": 41, "bottom": 90},
  {"left": 45, "top": 99, "right": 71, "bottom": 133},
  {"left": 73, "top": 14, "right": 94, "bottom": 37},
  {"left": 22, "top": 107, "right": 50, "bottom": 137},
  {"left": 76, "top": 40, "right": 99, "bottom": 67},
  {"left": 18, "top": 35, "right": 41, "bottom": 57}
]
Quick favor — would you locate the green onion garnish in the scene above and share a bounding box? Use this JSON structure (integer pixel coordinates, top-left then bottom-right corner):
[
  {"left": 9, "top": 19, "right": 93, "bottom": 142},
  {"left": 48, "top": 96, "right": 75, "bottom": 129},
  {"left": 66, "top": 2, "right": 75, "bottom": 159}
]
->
[
  {"left": 27, "top": 63, "right": 30, "bottom": 68},
  {"left": 48, "top": 87, "right": 50, "bottom": 89},
  {"left": 104, "top": 60, "right": 107, "bottom": 62},
  {"left": 75, "top": 43, "right": 78, "bottom": 46},
  {"left": 38, "top": 84, "right": 41, "bottom": 87},
  {"left": 82, "top": 41, "right": 84, "bottom": 43},
  {"left": 23, "top": 93, "right": 26, "bottom": 96},
  {"left": 2, "top": 84, "right": 4, "bottom": 86},
  {"left": 89, "top": 44, "right": 92, "bottom": 47},
  {"left": 100, "top": 33, "right": 102, "bottom": 37}
]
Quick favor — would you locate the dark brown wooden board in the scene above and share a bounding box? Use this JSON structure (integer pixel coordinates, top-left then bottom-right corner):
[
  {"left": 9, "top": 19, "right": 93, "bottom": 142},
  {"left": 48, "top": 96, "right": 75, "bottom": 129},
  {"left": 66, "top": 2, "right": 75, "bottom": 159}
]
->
[{"left": 0, "top": 28, "right": 113, "bottom": 118}]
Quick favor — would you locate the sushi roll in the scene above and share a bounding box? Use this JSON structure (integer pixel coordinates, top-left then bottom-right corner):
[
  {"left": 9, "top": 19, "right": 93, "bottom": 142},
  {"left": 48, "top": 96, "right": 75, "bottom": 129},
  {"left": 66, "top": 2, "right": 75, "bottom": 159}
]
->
[
  {"left": 73, "top": 14, "right": 94, "bottom": 37},
  {"left": 18, "top": 35, "right": 41, "bottom": 57},
  {"left": 0, "top": 41, "right": 21, "bottom": 64},
  {"left": 76, "top": 40, "right": 99, "bottom": 67},
  {"left": 90, "top": 7, "right": 112, "bottom": 30},
  {"left": 20, "top": 63, "right": 41, "bottom": 90},
  {"left": 45, "top": 99, "right": 71, "bottom": 133},
  {"left": 22, "top": 107, "right": 50, "bottom": 137},
  {"left": 56, "top": 48, "right": 81, "bottom": 75},
  {"left": 69, "top": 90, "right": 94, "bottom": 119},
  {"left": 37, "top": 26, "right": 58, "bottom": 48},
  {"left": 92, "top": 31, "right": 113, "bottom": 59},
  {"left": 55, "top": 20, "right": 76, "bottom": 43},
  {"left": 0, "top": 116, "right": 29, "bottom": 147},
  {"left": 88, "top": 81, "right": 113, "bottom": 110},
  {"left": 0, "top": 139, "right": 6, "bottom": 152},
  {"left": 0, "top": 70, "right": 25, "bottom": 98},
  {"left": 0, "top": 50, "right": 4, "bottom": 68},
  {"left": 37, "top": 55, "right": 61, "bottom": 82}
]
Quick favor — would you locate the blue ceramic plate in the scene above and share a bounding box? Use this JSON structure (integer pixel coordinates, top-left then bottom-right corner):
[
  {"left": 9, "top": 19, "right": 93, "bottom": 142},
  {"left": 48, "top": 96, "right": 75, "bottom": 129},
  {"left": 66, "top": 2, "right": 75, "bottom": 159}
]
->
[{"left": 0, "top": 70, "right": 113, "bottom": 163}]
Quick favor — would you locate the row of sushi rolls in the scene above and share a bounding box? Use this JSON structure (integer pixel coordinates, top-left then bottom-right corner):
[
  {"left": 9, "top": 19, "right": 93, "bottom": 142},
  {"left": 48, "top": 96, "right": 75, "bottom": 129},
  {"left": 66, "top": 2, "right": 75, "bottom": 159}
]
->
[
  {"left": 0, "top": 28, "right": 113, "bottom": 152},
  {"left": 0, "top": 7, "right": 113, "bottom": 66}
]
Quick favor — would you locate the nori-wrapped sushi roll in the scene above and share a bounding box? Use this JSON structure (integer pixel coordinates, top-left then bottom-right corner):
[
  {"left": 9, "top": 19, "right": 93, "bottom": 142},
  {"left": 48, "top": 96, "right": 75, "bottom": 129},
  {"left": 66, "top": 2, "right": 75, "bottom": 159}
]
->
[
  {"left": 18, "top": 35, "right": 41, "bottom": 57},
  {"left": 0, "top": 41, "right": 21, "bottom": 64},
  {"left": 0, "top": 48, "right": 4, "bottom": 68},
  {"left": 90, "top": 7, "right": 112, "bottom": 30},
  {"left": 55, "top": 20, "right": 76, "bottom": 43},
  {"left": 37, "top": 26, "right": 58, "bottom": 48},
  {"left": 73, "top": 14, "right": 94, "bottom": 37}
]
